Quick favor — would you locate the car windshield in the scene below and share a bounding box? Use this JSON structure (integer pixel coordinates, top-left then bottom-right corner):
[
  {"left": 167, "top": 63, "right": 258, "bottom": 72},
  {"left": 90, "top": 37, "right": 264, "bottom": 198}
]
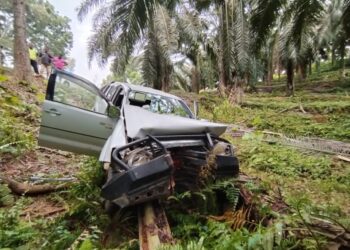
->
[{"left": 128, "top": 91, "right": 193, "bottom": 118}]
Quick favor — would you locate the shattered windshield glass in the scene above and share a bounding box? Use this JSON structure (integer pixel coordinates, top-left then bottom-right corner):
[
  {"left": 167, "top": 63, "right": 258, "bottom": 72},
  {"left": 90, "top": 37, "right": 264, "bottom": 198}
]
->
[{"left": 128, "top": 91, "right": 192, "bottom": 118}]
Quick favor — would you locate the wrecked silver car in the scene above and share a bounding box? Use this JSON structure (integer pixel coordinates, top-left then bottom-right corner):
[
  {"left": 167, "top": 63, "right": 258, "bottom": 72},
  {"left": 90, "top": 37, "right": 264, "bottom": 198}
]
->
[{"left": 39, "top": 70, "right": 239, "bottom": 208}]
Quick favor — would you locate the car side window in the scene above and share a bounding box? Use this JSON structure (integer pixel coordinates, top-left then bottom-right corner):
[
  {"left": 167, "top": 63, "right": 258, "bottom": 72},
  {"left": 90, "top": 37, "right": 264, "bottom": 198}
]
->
[
  {"left": 105, "top": 85, "right": 117, "bottom": 101},
  {"left": 51, "top": 73, "right": 108, "bottom": 114},
  {"left": 113, "top": 88, "right": 124, "bottom": 108}
]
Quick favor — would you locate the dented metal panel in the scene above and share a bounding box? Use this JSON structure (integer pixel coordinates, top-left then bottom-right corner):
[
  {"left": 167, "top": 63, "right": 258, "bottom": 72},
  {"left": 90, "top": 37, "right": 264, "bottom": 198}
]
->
[{"left": 124, "top": 104, "right": 227, "bottom": 138}]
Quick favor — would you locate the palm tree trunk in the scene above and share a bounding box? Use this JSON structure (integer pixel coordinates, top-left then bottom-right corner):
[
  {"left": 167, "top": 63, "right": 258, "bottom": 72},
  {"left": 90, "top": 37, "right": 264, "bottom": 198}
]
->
[
  {"left": 234, "top": 81, "right": 244, "bottom": 104},
  {"left": 191, "top": 66, "right": 200, "bottom": 93},
  {"left": 267, "top": 58, "right": 273, "bottom": 84},
  {"left": 340, "top": 56, "right": 346, "bottom": 79},
  {"left": 161, "top": 65, "right": 171, "bottom": 92},
  {"left": 308, "top": 60, "right": 312, "bottom": 76},
  {"left": 278, "top": 61, "right": 281, "bottom": 80},
  {"left": 316, "top": 53, "right": 321, "bottom": 75},
  {"left": 229, "top": 77, "right": 244, "bottom": 105},
  {"left": 286, "top": 59, "right": 294, "bottom": 96},
  {"left": 13, "top": 0, "right": 32, "bottom": 82},
  {"left": 331, "top": 44, "right": 336, "bottom": 67},
  {"left": 339, "top": 40, "right": 346, "bottom": 79},
  {"left": 300, "top": 63, "right": 307, "bottom": 80},
  {"left": 218, "top": 4, "right": 229, "bottom": 94},
  {"left": 218, "top": 58, "right": 228, "bottom": 89}
]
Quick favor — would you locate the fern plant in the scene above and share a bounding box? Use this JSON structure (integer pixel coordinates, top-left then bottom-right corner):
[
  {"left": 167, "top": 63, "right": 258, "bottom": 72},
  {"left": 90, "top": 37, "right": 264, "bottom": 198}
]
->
[{"left": 209, "top": 180, "right": 241, "bottom": 211}]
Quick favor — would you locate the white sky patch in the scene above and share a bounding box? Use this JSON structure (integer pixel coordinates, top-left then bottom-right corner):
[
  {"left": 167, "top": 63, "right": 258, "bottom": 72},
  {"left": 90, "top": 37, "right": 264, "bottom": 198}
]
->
[{"left": 48, "top": 0, "right": 111, "bottom": 86}]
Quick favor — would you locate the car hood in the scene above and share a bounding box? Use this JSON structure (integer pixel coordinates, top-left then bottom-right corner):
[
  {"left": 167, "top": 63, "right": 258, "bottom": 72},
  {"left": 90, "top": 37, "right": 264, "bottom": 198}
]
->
[{"left": 123, "top": 104, "right": 227, "bottom": 138}]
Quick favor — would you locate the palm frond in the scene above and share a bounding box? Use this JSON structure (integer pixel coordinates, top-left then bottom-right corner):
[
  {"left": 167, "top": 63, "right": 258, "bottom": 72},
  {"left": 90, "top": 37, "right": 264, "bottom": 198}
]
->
[
  {"left": 342, "top": 0, "right": 350, "bottom": 35},
  {"left": 76, "top": 0, "right": 106, "bottom": 21},
  {"left": 250, "top": 0, "right": 285, "bottom": 53},
  {"left": 87, "top": 0, "right": 152, "bottom": 72},
  {"left": 316, "top": 1, "right": 339, "bottom": 47},
  {"left": 153, "top": 4, "right": 179, "bottom": 58},
  {"left": 233, "top": 0, "right": 250, "bottom": 75},
  {"left": 176, "top": 5, "right": 204, "bottom": 45},
  {"left": 289, "top": 0, "right": 324, "bottom": 52},
  {"left": 172, "top": 64, "right": 191, "bottom": 91},
  {"left": 91, "top": 2, "right": 114, "bottom": 28},
  {"left": 278, "top": 22, "right": 296, "bottom": 62}
]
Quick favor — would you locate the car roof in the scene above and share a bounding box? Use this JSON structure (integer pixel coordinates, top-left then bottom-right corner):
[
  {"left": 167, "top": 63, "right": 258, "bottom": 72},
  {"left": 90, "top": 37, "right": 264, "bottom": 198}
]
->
[{"left": 110, "top": 82, "right": 182, "bottom": 100}]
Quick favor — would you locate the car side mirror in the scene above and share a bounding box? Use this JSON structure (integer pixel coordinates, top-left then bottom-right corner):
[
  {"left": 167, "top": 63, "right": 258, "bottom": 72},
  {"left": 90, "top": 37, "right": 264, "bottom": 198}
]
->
[
  {"left": 107, "top": 105, "right": 120, "bottom": 118},
  {"left": 193, "top": 101, "right": 199, "bottom": 119}
]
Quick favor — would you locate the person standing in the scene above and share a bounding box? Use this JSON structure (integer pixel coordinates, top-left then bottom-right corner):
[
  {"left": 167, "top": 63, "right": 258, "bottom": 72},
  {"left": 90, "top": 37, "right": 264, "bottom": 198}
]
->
[
  {"left": 52, "top": 54, "right": 67, "bottom": 70},
  {"left": 28, "top": 44, "right": 39, "bottom": 75},
  {"left": 40, "top": 48, "right": 52, "bottom": 78}
]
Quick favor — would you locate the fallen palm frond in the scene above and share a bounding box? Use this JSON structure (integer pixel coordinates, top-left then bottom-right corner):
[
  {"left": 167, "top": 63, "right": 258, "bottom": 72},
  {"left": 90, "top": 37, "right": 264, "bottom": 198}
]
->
[
  {"left": 209, "top": 206, "right": 252, "bottom": 231},
  {"left": 226, "top": 125, "right": 350, "bottom": 157},
  {"left": 263, "top": 132, "right": 350, "bottom": 157}
]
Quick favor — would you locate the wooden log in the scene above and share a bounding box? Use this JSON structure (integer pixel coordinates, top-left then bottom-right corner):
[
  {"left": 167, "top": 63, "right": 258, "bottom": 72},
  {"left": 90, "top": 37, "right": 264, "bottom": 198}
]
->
[
  {"left": 0, "top": 175, "right": 69, "bottom": 195},
  {"left": 138, "top": 201, "right": 173, "bottom": 250},
  {"left": 337, "top": 155, "right": 350, "bottom": 162}
]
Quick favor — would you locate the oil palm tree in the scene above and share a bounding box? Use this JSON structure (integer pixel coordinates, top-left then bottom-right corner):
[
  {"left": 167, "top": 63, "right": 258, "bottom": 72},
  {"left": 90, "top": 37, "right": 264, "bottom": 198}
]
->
[
  {"left": 317, "top": 0, "right": 345, "bottom": 65},
  {"left": 176, "top": 4, "right": 208, "bottom": 93},
  {"left": 317, "top": 0, "right": 350, "bottom": 77},
  {"left": 77, "top": 0, "right": 178, "bottom": 91},
  {"left": 195, "top": 0, "right": 285, "bottom": 102},
  {"left": 277, "top": 0, "right": 324, "bottom": 95}
]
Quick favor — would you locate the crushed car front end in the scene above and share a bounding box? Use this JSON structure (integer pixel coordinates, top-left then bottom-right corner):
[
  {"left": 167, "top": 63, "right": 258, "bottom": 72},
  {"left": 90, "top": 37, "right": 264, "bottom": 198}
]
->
[
  {"left": 100, "top": 85, "right": 239, "bottom": 208},
  {"left": 101, "top": 133, "right": 239, "bottom": 208}
]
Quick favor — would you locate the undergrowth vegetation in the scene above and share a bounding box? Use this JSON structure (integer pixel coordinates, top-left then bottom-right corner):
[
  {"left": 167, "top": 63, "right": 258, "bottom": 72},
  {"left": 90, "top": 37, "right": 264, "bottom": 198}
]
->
[
  {"left": 199, "top": 92, "right": 350, "bottom": 141},
  {"left": 0, "top": 75, "right": 38, "bottom": 156},
  {"left": 1, "top": 67, "right": 349, "bottom": 249},
  {"left": 0, "top": 157, "right": 108, "bottom": 249}
]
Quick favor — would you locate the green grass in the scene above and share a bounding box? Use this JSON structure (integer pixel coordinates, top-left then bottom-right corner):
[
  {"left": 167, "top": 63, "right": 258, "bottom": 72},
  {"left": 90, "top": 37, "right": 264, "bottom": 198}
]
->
[
  {"left": 198, "top": 88, "right": 350, "bottom": 141},
  {"left": 0, "top": 85, "right": 38, "bottom": 156},
  {"left": 191, "top": 66, "right": 350, "bottom": 249}
]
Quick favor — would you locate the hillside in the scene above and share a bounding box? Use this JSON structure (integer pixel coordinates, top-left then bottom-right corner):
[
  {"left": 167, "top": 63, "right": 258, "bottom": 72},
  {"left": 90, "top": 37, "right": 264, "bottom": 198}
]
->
[{"left": 0, "top": 67, "right": 350, "bottom": 249}]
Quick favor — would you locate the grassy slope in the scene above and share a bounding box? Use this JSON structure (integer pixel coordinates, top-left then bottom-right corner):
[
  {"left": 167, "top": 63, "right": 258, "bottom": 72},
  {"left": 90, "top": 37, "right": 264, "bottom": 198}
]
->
[
  {"left": 171, "top": 66, "right": 350, "bottom": 249},
  {"left": 0, "top": 65, "right": 349, "bottom": 249}
]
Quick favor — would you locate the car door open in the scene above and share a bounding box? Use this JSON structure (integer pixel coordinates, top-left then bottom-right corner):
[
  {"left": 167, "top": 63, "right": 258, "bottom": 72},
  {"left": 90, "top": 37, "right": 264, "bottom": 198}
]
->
[{"left": 39, "top": 71, "right": 117, "bottom": 155}]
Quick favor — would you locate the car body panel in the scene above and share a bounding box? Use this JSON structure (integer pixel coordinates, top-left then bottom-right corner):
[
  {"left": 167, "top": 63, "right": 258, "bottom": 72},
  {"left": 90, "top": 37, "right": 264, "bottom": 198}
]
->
[
  {"left": 123, "top": 104, "right": 227, "bottom": 138},
  {"left": 38, "top": 70, "right": 117, "bottom": 155},
  {"left": 39, "top": 100, "right": 116, "bottom": 155},
  {"left": 99, "top": 117, "right": 127, "bottom": 162}
]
